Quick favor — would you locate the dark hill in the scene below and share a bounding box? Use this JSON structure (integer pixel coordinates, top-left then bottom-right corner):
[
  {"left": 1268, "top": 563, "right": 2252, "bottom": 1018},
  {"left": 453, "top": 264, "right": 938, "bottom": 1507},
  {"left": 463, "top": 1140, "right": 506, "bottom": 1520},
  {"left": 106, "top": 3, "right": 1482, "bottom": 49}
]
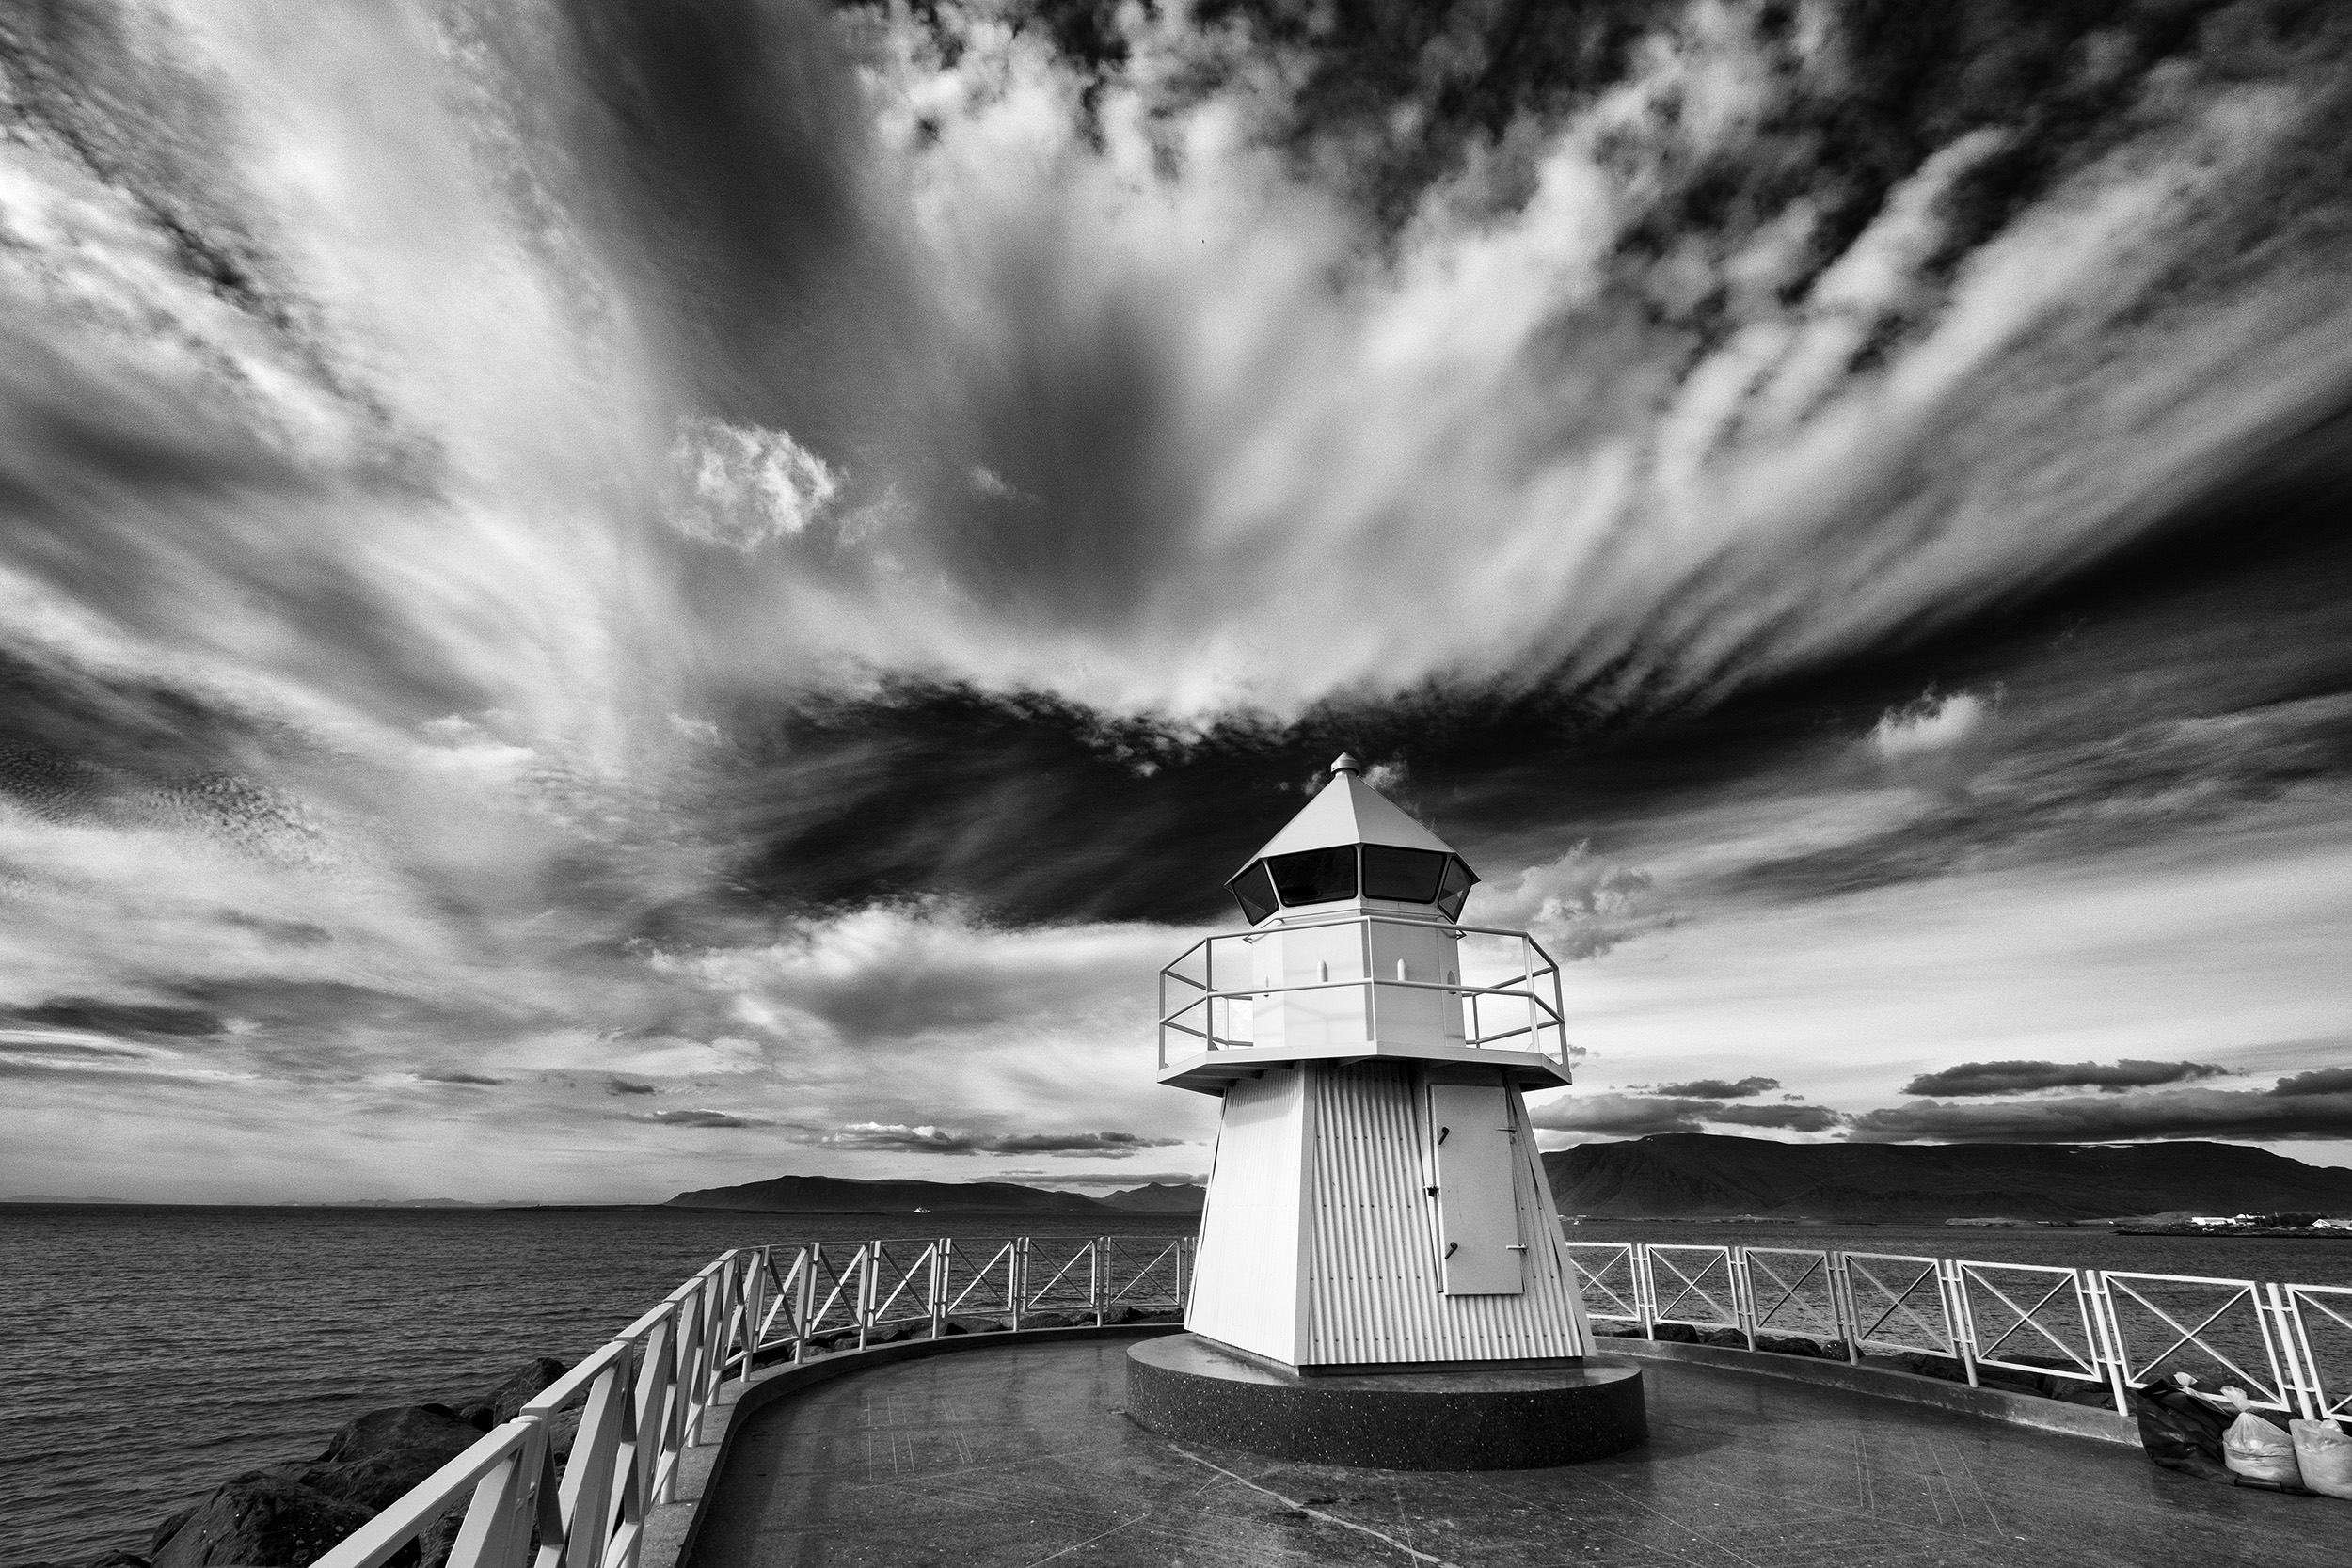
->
[
  {"left": 666, "top": 1174, "right": 1107, "bottom": 1214},
  {"left": 1545, "top": 1134, "right": 2352, "bottom": 1221},
  {"left": 1100, "top": 1182, "right": 1206, "bottom": 1212}
]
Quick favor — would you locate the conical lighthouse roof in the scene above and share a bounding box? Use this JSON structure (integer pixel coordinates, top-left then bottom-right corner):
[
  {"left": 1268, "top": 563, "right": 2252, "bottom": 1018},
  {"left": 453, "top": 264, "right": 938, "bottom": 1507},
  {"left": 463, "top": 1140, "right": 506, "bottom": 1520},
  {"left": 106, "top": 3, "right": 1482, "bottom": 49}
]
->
[{"left": 1247, "top": 756, "right": 1459, "bottom": 864}]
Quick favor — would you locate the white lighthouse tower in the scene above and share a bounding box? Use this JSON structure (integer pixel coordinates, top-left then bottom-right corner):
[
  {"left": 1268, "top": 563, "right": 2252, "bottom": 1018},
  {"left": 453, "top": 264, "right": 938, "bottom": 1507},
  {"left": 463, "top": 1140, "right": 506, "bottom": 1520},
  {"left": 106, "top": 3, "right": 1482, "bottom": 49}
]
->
[{"left": 1153, "top": 756, "right": 1595, "bottom": 1373}]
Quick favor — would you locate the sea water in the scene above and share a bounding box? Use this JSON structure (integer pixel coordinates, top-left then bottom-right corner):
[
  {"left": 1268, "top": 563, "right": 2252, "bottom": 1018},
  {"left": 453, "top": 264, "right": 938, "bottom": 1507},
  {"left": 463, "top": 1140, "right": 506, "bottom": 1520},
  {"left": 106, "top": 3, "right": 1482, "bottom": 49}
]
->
[
  {"left": 2, "top": 1206, "right": 2344, "bottom": 1564},
  {"left": 0, "top": 1205, "right": 1197, "bottom": 1564}
]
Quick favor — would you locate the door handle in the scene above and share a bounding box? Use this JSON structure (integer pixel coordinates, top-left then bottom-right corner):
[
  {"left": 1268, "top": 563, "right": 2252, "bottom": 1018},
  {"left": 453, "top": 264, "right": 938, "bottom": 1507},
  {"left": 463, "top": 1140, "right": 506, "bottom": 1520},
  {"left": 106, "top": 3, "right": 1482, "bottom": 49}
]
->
[{"left": 1437, "top": 1126, "right": 1450, "bottom": 1145}]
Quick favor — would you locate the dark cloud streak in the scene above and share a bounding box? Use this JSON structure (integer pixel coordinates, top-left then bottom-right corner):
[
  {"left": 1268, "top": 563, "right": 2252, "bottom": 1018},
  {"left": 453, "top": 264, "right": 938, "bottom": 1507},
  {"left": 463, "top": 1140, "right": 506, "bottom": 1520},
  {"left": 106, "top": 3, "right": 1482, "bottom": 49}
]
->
[{"left": 1901, "top": 1059, "right": 2231, "bottom": 1096}]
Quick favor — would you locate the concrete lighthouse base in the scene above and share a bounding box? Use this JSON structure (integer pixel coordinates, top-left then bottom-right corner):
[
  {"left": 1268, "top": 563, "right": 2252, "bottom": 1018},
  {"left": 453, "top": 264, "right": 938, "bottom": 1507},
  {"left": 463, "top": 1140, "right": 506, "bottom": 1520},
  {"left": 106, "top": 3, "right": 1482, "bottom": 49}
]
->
[{"left": 1124, "top": 1335, "right": 1646, "bottom": 1470}]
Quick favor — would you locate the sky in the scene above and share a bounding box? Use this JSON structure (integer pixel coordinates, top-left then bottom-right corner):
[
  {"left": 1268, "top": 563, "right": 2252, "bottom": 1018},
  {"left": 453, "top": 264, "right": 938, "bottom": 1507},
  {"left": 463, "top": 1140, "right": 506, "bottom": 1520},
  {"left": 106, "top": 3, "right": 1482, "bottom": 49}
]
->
[{"left": 3, "top": 0, "right": 2350, "bottom": 1203}]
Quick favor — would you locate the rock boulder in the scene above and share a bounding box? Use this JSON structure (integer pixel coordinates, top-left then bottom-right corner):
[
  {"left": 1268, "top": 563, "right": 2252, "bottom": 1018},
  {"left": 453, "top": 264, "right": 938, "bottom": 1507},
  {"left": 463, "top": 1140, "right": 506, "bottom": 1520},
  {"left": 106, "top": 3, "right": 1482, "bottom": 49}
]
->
[{"left": 148, "top": 1474, "right": 373, "bottom": 1568}]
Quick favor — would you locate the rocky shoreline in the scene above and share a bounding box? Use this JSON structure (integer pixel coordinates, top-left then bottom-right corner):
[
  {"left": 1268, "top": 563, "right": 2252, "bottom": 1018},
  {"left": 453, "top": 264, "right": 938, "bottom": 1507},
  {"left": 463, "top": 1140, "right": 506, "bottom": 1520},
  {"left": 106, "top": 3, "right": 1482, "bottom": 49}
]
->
[{"left": 16, "top": 1358, "right": 574, "bottom": 1568}]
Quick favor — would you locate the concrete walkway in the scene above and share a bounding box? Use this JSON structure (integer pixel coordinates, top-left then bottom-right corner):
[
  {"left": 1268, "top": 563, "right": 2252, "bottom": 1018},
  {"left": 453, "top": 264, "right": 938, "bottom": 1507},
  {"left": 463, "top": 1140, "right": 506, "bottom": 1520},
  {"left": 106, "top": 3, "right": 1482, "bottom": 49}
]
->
[{"left": 691, "top": 1340, "right": 2333, "bottom": 1567}]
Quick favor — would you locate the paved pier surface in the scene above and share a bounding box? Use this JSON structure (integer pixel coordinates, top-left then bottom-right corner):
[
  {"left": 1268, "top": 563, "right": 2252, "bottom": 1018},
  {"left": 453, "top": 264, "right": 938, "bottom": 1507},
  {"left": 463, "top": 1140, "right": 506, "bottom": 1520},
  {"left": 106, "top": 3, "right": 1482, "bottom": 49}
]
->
[{"left": 693, "top": 1341, "right": 2330, "bottom": 1567}]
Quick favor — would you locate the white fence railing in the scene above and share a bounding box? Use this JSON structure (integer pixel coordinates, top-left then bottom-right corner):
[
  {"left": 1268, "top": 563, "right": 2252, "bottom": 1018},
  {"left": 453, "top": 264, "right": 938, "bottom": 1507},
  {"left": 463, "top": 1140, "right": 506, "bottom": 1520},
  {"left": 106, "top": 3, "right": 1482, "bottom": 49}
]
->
[
  {"left": 308, "top": 1236, "right": 1189, "bottom": 1568},
  {"left": 302, "top": 1229, "right": 2340, "bottom": 1568},
  {"left": 1565, "top": 1238, "right": 2351, "bottom": 1419}
]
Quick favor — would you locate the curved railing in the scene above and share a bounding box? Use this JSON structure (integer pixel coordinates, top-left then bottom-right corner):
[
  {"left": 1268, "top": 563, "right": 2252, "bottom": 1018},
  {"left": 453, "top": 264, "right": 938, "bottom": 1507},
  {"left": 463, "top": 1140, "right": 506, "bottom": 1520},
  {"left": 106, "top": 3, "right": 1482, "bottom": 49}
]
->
[
  {"left": 308, "top": 1249, "right": 751, "bottom": 1568},
  {"left": 306, "top": 1236, "right": 1188, "bottom": 1568},
  {"left": 301, "top": 1229, "right": 2346, "bottom": 1568}
]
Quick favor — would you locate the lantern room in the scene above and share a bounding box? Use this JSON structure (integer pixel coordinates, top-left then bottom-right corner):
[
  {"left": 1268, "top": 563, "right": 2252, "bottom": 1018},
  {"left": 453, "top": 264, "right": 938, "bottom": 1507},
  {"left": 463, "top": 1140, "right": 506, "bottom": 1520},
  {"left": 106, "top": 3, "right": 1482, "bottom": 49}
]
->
[{"left": 1157, "top": 756, "right": 1569, "bottom": 1094}]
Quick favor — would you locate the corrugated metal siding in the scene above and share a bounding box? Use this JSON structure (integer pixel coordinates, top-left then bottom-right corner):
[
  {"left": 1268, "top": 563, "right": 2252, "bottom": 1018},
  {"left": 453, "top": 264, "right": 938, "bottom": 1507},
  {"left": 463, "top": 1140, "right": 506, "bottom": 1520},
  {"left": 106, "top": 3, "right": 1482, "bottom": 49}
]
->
[
  {"left": 1301, "top": 1062, "right": 1589, "bottom": 1366},
  {"left": 1185, "top": 1066, "right": 1307, "bottom": 1363}
]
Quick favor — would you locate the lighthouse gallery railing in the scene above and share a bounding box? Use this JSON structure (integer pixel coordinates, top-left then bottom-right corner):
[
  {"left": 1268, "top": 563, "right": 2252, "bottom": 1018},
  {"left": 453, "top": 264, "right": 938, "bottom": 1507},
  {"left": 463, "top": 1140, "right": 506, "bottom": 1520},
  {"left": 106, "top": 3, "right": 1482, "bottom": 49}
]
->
[{"left": 1156, "top": 912, "right": 1567, "bottom": 1069}]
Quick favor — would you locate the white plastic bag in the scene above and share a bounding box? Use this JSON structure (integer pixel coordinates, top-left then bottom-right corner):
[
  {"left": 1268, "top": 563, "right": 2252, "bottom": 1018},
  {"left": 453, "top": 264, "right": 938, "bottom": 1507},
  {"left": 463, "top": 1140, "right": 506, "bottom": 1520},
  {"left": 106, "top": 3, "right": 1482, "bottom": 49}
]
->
[
  {"left": 2223, "top": 1410, "right": 2303, "bottom": 1488},
  {"left": 2293, "top": 1418, "right": 2352, "bottom": 1501}
]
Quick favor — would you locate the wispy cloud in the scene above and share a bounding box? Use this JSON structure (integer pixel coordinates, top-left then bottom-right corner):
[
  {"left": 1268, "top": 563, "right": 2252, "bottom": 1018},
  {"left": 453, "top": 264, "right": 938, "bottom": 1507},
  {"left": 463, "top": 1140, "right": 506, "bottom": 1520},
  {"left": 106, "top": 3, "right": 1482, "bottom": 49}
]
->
[
  {"left": 1652, "top": 1077, "right": 1781, "bottom": 1101},
  {"left": 1531, "top": 1093, "right": 1843, "bottom": 1138},
  {"left": 1900, "top": 1059, "right": 2231, "bottom": 1097},
  {"left": 633, "top": 1109, "right": 774, "bottom": 1131},
  {"left": 814, "top": 1122, "right": 1183, "bottom": 1158},
  {"left": 1851, "top": 1083, "right": 2352, "bottom": 1143}
]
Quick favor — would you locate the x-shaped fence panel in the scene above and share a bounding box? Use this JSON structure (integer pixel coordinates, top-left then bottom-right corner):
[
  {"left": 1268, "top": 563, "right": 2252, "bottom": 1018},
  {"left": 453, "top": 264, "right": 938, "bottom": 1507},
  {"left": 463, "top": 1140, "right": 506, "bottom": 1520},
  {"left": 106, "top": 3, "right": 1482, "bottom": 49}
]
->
[
  {"left": 1738, "top": 1249, "right": 1839, "bottom": 1343},
  {"left": 2282, "top": 1284, "right": 2352, "bottom": 1421},
  {"left": 1833, "top": 1253, "right": 1956, "bottom": 1361},
  {"left": 1645, "top": 1245, "right": 1741, "bottom": 1332},
  {"left": 1023, "top": 1238, "right": 1103, "bottom": 1314},
  {"left": 2094, "top": 1271, "right": 2296, "bottom": 1414},
  {"left": 941, "top": 1238, "right": 1025, "bottom": 1323},
  {"left": 1949, "top": 1260, "right": 2106, "bottom": 1392},
  {"left": 1104, "top": 1237, "right": 1189, "bottom": 1308},
  {"left": 1562, "top": 1242, "right": 1643, "bottom": 1325}
]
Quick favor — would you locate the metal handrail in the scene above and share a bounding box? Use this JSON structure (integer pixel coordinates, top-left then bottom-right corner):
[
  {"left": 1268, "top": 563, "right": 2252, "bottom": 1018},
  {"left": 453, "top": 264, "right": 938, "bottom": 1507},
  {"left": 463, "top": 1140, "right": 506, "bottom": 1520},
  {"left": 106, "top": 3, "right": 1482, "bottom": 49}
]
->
[
  {"left": 1560, "top": 1233, "right": 2349, "bottom": 1418},
  {"left": 310, "top": 1230, "right": 2349, "bottom": 1568},
  {"left": 1158, "top": 912, "right": 1567, "bottom": 1068},
  {"left": 310, "top": 1249, "right": 758, "bottom": 1568}
]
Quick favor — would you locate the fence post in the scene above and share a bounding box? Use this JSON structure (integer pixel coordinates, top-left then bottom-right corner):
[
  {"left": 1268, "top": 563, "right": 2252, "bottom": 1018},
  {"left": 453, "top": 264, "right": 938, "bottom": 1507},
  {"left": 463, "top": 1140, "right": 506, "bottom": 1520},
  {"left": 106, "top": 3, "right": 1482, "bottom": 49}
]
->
[
  {"left": 712, "top": 1259, "right": 739, "bottom": 1399},
  {"left": 1093, "top": 1236, "right": 1107, "bottom": 1327},
  {"left": 855, "top": 1243, "right": 875, "bottom": 1351},
  {"left": 444, "top": 1421, "right": 546, "bottom": 1568},
  {"left": 1010, "top": 1237, "right": 1027, "bottom": 1331},
  {"left": 1176, "top": 1236, "right": 1190, "bottom": 1314},
  {"left": 738, "top": 1250, "right": 764, "bottom": 1383},
  {"left": 795, "top": 1245, "right": 817, "bottom": 1364},
  {"left": 2272, "top": 1283, "right": 2322, "bottom": 1421},
  {"left": 673, "top": 1288, "right": 704, "bottom": 1447},
  {"left": 1633, "top": 1244, "right": 1656, "bottom": 1338},
  {"left": 930, "top": 1238, "right": 951, "bottom": 1340},
  {"left": 1825, "top": 1253, "right": 1857, "bottom": 1365},
  {"left": 2081, "top": 1271, "right": 2132, "bottom": 1415},
  {"left": 1937, "top": 1259, "right": 1980, "bottom": 1389},
  {"left": 639, "top": 1308, "right": 677, "bottom": 1505},
  {"left": 1730, "top": 1247, "right": 1757, "bottom": 1351}
]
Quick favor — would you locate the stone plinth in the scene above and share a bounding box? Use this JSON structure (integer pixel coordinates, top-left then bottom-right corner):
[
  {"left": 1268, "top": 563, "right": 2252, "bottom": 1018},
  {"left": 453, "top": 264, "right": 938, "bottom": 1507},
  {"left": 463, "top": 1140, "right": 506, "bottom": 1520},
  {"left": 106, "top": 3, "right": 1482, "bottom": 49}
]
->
[{"left": 1124, "top": 1334, "right": 1645, "bottom": 1470}]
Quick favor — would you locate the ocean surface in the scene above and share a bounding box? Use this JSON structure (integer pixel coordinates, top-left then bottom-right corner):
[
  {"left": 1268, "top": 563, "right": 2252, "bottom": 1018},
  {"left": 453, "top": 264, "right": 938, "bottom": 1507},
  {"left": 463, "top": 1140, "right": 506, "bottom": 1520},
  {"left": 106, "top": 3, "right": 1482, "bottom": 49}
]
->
[
  {"left": 0, "top": 1205, "right": 1198, "bottom": 1565},
  {"left": 4, "top": 1206, "right": 2346, "bottom": 1565}
]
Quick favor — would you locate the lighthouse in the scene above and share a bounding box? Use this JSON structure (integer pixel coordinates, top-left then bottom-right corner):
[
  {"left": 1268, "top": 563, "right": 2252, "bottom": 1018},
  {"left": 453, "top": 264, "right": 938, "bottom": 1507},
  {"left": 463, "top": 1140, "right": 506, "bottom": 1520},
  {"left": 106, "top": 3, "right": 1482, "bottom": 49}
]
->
[
  {"left": 1153, "top": 754, "right": 1593, "bottom": 1371},
  {"left": 1126, "top": 758, "right": 1641, "bottom": 1472}
]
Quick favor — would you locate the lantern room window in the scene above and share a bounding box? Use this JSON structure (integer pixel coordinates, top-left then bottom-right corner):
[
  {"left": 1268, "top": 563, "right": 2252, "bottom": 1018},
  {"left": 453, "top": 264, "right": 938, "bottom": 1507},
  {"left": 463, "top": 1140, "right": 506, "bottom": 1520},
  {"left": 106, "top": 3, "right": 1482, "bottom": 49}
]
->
[
  {"left": 1227, "top": 860, "right": 1279, "bottom": 924},
  {"left": 1228, "top": 846, "right": 1481, "bottom": 920},
  {"left": 1361, "top": 846, "right": 1447, "bottom": 903},
  {"left": 1266, "top": 847, "right": 1358, "bottom": 906},
  {"left": 1436, "top": 855, "right": 1476, "bottom": 919}
]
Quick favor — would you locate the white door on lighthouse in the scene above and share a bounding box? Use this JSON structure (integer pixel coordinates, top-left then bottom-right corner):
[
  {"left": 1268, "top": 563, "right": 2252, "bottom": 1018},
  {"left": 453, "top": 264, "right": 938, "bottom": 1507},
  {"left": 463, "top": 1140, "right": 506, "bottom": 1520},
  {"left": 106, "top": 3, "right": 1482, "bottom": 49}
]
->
[{"left": 1428, "top": 1083, "right": 1527, "bottom": 1295}]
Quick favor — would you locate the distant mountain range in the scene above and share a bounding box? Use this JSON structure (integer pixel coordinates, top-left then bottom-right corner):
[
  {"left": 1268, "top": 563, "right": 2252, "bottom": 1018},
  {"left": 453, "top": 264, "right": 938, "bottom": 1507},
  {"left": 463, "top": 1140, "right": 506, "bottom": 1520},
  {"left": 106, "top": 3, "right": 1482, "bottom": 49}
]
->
[
  {"left": 663, "top": 1136, "right": 2352, "bottom": 1221},
  {"left": 1545, "top": 1133, "right": 2352, "bottom": 1221},
  {"left": 5, "top": 1194, "right": 129, "bottom": 1203},
  {"left": 665, "top": 1173, "right": 1205, "bottom": 1214},
  {"left": 1097, "top": 1182, "right": 1210, "bottom": 1212}
]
